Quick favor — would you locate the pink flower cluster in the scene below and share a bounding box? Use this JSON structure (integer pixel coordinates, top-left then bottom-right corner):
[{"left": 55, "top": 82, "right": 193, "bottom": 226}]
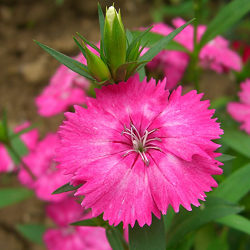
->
[
  {"left": 143, "top": 18, "right": 242, "bottom": 89},
  {"left": 57, "top": 75, "right": 223, "bottom": 228},
  {"left": 227, "top": 79, "right": 250, "bottom": 135}
]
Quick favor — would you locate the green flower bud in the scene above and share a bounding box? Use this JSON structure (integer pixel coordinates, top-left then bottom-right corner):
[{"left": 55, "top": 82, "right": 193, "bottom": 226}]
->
[
  {"left": 83, "top": 43, "right": 111, "bottom": 83},
  {"left": 104, "top": 6, "right": 126, "bottom": 75}
]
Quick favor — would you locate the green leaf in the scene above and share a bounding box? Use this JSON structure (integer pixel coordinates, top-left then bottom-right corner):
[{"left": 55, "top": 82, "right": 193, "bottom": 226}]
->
[
  {"left": 212, "top": 162, "right": 250, "bottom": 203},
  {"left": 166, "top": 197, "right": 243, "bottom": 248},
  {"left": 215, "top": 154, "right": 235, "bottom": 162},
  {"left": 73, "top": 37, "right": 86, "bottom": 57},
  {"left": 216, "top": 214, "right": 250, "bottom": 235},
  {"left": 126, "top": 29, "right": 133, "bottom": 44},
  {"left": 0, "top": 109, "right": 9, "bottom": 143},
  {"left": 9, "top": 123, "right": 37, "bottom": 139},
  {"left": 206, "top": 238, "right": 228, "bottom": 250},
  {"left": 0, "top": 188, "right": 33, "bottom": 208},
  {"left": 139, "top": 19, "right": 194, "bottom": 64},
  {"left": 76, "top": 32, "right": 100, "bottom": 53},
  {"left": 34, "top": 40, "right": 95, "bottom": 81},
  {"left": 98, "top": 3, "right": 106, "bottom": 60},
  {"left": 106, "top": 226, "right": 124, "bottom": 250},
  {"left": 129, "top": 214, "right": 166, "bottom": 250},
  {"left": 71, "top": 219, "right": 98, "bottom": 227},
  {"left": 52, "top": 182, "right": 83, "bottom": 194},
  {"left": 220, "top": 129, "right": 250, "bottom": 158},
  {"left": 199, "top": 0, "right": 250, "bottom": 48},
  {"left": 16, "top": 224, "right": 47, "bottom": 245},
  {"left": 126, "top": 27, "right": 153, "bottom": 60},
  {"left": 134, "top": 31, "right": 189, "bottom": 52}
]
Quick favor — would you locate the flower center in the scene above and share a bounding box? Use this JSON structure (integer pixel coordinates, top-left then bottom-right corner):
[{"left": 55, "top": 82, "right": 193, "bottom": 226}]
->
[{"left": 121, "top": 122, "right": 162, "bottom": 166}]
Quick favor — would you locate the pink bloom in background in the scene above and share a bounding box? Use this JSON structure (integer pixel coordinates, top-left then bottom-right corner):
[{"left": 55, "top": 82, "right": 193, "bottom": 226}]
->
[
  {"left": 141, "top": 23, "right": 189, "bottom": 89},
  {"left": 35, "top": 53, "right": 90, "bottom": 117},
  {"left": 18, "top": 133, "right": 71, "bottom": 202},
  {"left": 0, "top": 122, "right": 39, "bottom": 173},
  {"left": 57, "top": 75, "right": 223, "bottom": 228},
  {"left": 44, "top": 197, "right": 111, "bottom": 250},
  {"left": 172, "top": 17, "right": 242, "bottom": 73},
  {"left": 227, "top": 79, "right": 250, "bottom": 135}
]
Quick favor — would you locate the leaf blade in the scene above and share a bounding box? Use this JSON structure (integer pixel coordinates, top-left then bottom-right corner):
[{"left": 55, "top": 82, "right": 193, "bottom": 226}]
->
[
  {"left": 199, "top": 0, "right": 250, "bottom": 48},
  {"left": 52, "top": 182, "right": 82, "bottom": 194},
  {"left": 129, "top": 214, "right": 166, "bottom": 250},
  {"left": 0, "top": 188, "right": 33, "bottom": 208}
]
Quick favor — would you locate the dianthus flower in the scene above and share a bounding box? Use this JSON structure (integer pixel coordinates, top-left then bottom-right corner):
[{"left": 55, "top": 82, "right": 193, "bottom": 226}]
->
[
  {"left": 56, "top": 75, "right": 223, "bottom": 228},
  {"left": 35, "top": 53, "right": 90, "bottom": 117},
  {"left": 141, "top": 23, "right": 189, "bottom": 89},
  {"left": 44, "top": 197, "right": 111, "bottom": 250},
  {"left": 0, "top": 122, "right": 39, "bottom": 173},
  {"left": 172, "top": 17, "right": 242, "bottom": 73},
  {"left": 227, "top": 79, "right": 250, "bottom": 135},
  {"left": 18, "top": 133, "right": 71, "bottom": 202}
]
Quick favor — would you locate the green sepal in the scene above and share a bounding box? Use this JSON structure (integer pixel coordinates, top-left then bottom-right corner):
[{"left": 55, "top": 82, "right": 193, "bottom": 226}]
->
[
  {"left": 83, "top": 42, "right": 111, "bottom": 82},
  {"left": 52, "top": 182, "right": 83, "bottom": 194},
  {"left": 114, "top": 61, "right": 138, "bottom": 83},
  {"left": 126, "top": 60, "right": 150, "bottom": 80},
  {"left": 34, "top": 40, "right": 95, "bottom": 81}
]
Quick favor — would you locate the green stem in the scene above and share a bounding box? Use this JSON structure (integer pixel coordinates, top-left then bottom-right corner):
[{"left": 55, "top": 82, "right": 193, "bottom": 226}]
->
[
  {"left": 192, "top": 0, "right": 202, "bottom": 92},
  {"left": 6, "top": 143, "right": 36, "bottom": 181}
]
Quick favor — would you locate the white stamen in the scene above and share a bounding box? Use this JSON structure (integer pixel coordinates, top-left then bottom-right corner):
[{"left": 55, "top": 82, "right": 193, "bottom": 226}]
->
[{"left": 121, "top": 123, "right": 162, "bottom": 166}]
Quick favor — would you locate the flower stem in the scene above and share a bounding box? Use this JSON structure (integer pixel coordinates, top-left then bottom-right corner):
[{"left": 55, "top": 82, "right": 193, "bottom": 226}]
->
[
  {"left": 6, "top": 143, "right": 36, "bottom": 180},
  {"left": 192, "top": 0, "right": 202, "bottom": 92}
]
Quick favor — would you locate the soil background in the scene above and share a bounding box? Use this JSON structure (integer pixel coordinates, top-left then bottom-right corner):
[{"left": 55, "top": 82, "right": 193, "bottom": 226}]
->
[{"left": 0, "top": 0, "right": 243, "bottom": 249}]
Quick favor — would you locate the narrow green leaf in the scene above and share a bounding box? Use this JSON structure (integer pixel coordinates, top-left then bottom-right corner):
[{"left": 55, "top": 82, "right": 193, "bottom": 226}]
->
[
  {"left": 106, "top": 226, "right": 124, "bottom": 250},
  {"left": 9, "top": 124, "right": 37, "bottom": 139},
  {"left": 34, "top": 40, "right": 95, "bottom": 81},
  {"left": 71, "top": 219, "right": 98, "bottom": 227},
  {"left": 126, "top": 27, "right": 153, "bottom": 60},
  {"left": 216, "top": 214, "right": 250, "bottom": 235},
  {"left": 139, "top": 19, "right": 194, "bottom": 63},
  {"left": 52, "top": 182, "right": 83, "bottom": 194},
  {"left": 76, "top": 32, "right": 100, "bottom": 53},
  {"left": 129, "top": 214, "right": 166, "bottom": 250},
  {"left": 215, "top": 154, "right": 235, "bottom": 162},
  {"left": 134, "top": 31, "right": 189, "bottom": 52},
  {"left": 98, "top": 3, "right": 106, "bottom": 60},
  {"left": 221, "top": 129, "right": 250, "bottom": 158},
  {"left": 212, "top": 162, "right": 250, "bottom": 203},
  {"left": 16, "top": 224, "right": 47, "bottom": 245},
  {"left": 166, "top": 197, "right": 243, "bottom": 248},
  {"left": 0, "top": 188, "right": 33, "bottom": 208},
  {"left": 206, "top": 238, "right": 228, "bottom": 250},
  {"left": 126, "top": 29, "right": 133, "bottom": 44},
  {"left": 73, "top": 37, "right": 86, "bottom": 58},
  {"left": 199, "top": 0, "right": 250, "bottom": 48},
  {"left": 98, "top": 3, "right": 105, "bottom": 44}
]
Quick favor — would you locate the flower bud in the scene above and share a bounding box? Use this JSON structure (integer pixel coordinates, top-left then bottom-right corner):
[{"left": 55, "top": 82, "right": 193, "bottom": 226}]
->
[
  {"left": 104, "top": 6, "right": 126, "bottom": 74},
  {"left": 83, "top": 43, "right": 111, "bottom": 83}
]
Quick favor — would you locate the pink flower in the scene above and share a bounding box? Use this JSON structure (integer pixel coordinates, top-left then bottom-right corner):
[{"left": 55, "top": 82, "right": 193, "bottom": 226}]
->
[
  {"left": 35, "top": 53, "right": 90, "bottom": 117},
  {"left": 0, "top": 122, "right": 39, "bottom": 173},
  {"left": 141, "top": 23, "right": 189, "bottom": 89},
  {"left": 56, "top": 75, "right": 223, "bottom": 228},
  {"left": 18, "top": 133, "right": 71, "bottom": 202},
  {"left": 227, "top": 79, "right": 250, "bottom": 134},
  {"left": 172, "top": 17, "right": 242, "bottom": 72},
  {"left": 44, "top": 198, "right": 111, "bottom": 250}
]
